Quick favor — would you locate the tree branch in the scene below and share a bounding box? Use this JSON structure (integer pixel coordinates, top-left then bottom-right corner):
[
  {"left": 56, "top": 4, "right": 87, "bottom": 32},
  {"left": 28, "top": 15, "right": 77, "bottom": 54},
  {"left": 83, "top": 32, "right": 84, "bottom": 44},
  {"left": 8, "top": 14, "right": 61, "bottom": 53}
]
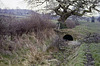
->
[
  {"left": 32, "top": 1, "right": 46, "bottom": 7},
  {"left": 53, "top": 4, "right": 62, "bottom": 16}
]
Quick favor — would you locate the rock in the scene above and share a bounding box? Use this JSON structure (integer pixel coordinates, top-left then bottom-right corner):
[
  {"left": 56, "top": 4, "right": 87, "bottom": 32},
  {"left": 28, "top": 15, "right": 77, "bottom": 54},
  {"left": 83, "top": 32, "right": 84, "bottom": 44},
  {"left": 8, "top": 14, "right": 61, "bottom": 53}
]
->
[{"left": 68, "top": 40, "right": 81, "bottom": 46}]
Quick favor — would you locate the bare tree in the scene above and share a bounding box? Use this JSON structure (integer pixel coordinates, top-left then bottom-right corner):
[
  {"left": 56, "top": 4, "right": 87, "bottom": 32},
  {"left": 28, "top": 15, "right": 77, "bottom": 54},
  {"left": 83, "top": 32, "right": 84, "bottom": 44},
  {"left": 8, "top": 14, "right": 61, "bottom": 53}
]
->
[
  {"left": 97, "top": 16, "right": 100, "bottom": 22},
  {"left": 25, "top": 0, "right": 100, "bottom": 22}
]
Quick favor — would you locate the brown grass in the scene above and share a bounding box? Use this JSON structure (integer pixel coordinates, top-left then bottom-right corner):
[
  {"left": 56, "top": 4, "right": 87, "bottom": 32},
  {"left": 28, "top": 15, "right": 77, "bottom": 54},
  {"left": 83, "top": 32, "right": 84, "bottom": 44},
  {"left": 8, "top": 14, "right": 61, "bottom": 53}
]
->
[
  {"left": 0, "top": 12, "right": 56, "bottom": 38},
  {"left": 0, "top": 13, "right": 56, "bottom": 65}
]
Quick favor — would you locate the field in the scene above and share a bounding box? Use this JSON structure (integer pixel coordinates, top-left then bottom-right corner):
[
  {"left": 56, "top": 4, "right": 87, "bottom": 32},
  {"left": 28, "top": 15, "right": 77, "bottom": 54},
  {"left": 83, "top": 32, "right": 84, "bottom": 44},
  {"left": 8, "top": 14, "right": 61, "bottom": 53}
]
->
[
  {"left": 0, "top": 16, "right": 100, "bottom": 66},
  {"left": 0, "top": 0, "right": 100, "bottom": 66},
  {"left": 50, "top": 21, "right": 100, "bottom": 66},
  {"left": 72, "top": 21, "right": 100, "bottom": 66}
]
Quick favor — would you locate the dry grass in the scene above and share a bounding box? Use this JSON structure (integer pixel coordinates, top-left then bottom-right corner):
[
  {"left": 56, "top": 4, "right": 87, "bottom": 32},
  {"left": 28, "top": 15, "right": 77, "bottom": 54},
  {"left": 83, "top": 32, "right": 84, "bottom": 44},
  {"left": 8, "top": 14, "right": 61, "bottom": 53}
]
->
[
  {"left": 0, "top": 13, "right": 56, "bottom": 65},
  {"left": 0, "top": 31, "right": 56, "bottom": 66},
  {"left": 0, "top": 13, "right": 56, "bottom": 36}
]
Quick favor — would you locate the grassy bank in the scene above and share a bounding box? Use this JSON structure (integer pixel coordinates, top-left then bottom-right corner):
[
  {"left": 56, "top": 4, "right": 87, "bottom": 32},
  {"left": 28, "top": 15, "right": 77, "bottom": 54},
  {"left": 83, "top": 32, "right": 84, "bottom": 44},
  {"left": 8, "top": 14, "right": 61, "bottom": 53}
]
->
[
  {"left": 73, "top": 21, "right": 100, "bottom": 66},
  {"left": 44, "top": 21, "right": 100, "bottom": 66},
  {"left": 0, "top": 31, "right": 56, "bottom": 66},
  {"left": 0, "top": 13, "right": 56, "bottom": 66},
  {"left": 90, "top": 43, "right": 100, "bottom": 66}
]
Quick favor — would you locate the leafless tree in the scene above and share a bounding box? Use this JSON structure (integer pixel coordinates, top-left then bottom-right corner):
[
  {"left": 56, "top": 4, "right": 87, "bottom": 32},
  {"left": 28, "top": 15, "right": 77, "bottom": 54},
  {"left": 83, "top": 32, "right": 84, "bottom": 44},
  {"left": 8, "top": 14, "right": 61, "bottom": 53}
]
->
[{"left": 25, "top": 0, "right": 100, "bottom": 22}]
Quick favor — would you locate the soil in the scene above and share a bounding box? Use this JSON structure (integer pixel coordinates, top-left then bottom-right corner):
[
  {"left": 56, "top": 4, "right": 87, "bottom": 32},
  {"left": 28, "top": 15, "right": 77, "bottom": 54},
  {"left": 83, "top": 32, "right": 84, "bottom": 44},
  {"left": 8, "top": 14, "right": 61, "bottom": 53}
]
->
[{"left": 84, "top": 44, "right": 95, "bottom": 66}]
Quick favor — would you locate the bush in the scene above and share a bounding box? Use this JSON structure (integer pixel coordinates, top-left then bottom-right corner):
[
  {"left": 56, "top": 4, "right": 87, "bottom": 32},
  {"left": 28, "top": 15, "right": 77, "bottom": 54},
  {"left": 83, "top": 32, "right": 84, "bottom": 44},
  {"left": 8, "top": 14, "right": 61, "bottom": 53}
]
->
[
  {"left": 65, "top": 19, "right": 76, "bottom": 29},
  {"left": 74, "top": 20, "right": 80, "bottom": 25},
  {"left": 0, "top": 18, "right": 5, "bottom": 35},
  {"left": 0, "top": 16, "right": 17, "bottom": 36},
  {"left": 0, "top": 11, "right": 57, "bottom": 66},
  {"left": 15, "top": 13, "right": 56, "bottom": 40},
  {"left": 97, "top": 16, "right": 100, "bottom": 22},
  {"left": 59, "top": 22, "right": 67, "bottom": 29},
  {"left": 0, "top": 13, "right": 56, "bottom": 66},
  {"left": 0, "top": 12, "right": 56, "bottom": 39},
  {"left": 91, "top": 16, "right": 95, "bottom": 22}
]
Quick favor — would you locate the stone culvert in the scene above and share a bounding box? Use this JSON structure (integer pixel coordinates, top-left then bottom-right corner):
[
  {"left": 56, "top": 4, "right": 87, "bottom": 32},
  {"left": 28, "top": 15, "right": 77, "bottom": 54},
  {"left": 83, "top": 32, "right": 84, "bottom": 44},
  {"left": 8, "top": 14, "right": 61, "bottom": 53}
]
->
[
  {"left": 46, "top": 29, "right": 82, "bottom": 52},
  {"left": 54, "top": 29, "right": 82, "bottom": 40}
]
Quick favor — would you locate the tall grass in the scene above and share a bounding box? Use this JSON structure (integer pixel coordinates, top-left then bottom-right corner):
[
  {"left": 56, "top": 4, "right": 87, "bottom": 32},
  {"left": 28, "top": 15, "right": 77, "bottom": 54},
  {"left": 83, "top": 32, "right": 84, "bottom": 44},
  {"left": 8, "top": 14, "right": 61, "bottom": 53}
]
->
[{"left": 0, "top": 13, "right": 56, "bottom": 65}]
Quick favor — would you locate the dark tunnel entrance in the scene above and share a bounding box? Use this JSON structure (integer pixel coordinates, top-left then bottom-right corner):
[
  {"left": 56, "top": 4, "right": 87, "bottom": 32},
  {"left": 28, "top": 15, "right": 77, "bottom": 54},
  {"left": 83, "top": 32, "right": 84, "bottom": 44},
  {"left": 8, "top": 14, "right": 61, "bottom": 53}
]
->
[{"left": 63, "top": 34, "right": 73, "bottom": 41}]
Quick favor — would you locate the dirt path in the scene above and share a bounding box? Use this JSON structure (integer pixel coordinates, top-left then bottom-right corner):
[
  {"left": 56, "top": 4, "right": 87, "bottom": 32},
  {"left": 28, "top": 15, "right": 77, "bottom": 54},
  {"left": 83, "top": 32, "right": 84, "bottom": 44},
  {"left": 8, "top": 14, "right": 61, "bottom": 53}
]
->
[{"left": 84, "top": 44, "right": 95, "bottom": 66}]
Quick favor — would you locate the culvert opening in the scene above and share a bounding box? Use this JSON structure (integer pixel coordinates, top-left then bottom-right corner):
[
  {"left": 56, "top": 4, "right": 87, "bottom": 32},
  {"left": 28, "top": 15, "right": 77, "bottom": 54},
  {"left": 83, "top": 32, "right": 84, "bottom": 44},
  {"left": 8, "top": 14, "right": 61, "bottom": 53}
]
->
[{"left": 63, "top": 34, "right": 73, "bottom": 41}]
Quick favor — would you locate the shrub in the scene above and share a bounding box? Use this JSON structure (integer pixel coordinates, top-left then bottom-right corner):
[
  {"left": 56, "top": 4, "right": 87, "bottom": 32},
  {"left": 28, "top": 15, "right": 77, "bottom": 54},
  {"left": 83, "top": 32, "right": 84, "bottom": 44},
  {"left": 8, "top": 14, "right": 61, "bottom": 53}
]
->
[
  {"left": 74, "top": 20, "right": 80, "bottom": 25},
  {"left": 97, "top": 16, "right": 100, "bottom": 22},
  {"left": 0, "top": 12, "right": 56, "bottom": 66},
  {"left": 0, "top": 17, "right": 10, "bottom": 36},
  {"left": 65, "top": 19, "right": 76, "bottom": 29},
  {"left": 0, "top": 18, "right": 5, "bottom": 35},
  {"left": 0, "top": 16, "right": 17, "bottom": 36},
  {"left": 91, "top": 16, "right": 95, "bottom": 22},
  {"left": 15, "top": 13, "right": 56, "bottom": 40},
  {"left": 59, "top": 22, "right": 67, "bottom": 29},
  {"left": 0, "top": 12, "right": 56, "bottom": 40}
]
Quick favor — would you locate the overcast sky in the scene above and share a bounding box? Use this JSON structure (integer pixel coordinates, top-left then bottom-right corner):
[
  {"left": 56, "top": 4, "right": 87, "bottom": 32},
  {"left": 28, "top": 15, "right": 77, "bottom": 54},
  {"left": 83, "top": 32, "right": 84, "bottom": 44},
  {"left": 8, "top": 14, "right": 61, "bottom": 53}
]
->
[
  {"left": 0, "top": 0, "right": 99, "bottom": 16},
  {"left": 0, "top": 0, "right": 28, "bottom": 9},
  {"left": 0, "top": 0, "right": 45, "bottom": 11}
]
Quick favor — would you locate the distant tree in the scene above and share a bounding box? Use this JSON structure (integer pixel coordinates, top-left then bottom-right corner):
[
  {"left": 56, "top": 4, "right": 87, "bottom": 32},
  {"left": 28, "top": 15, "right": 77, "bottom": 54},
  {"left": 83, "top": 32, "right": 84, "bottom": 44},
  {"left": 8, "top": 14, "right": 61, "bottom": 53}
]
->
[
  {"left": 91, "top": 16, "right": 95, "bottom": 22},
  {"left": 25, "top": 0, "right": 100, "bottom": 23},
  {"left": 97, "top": 16, "right": 100, "bottom": 22},
  {"left": 86, "top": 18, "right": 90, "bottom": 22}
]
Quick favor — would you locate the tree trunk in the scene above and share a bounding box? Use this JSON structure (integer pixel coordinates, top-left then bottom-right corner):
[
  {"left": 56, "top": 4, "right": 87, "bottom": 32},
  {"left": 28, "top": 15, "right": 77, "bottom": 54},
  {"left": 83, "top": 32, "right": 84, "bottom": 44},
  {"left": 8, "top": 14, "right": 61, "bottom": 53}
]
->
[
  {"left": 57, "top": 14, "right": 71, "bottom": 29},
  {"left": 58, "top": 14, "right": 70, "bottom": 22}
]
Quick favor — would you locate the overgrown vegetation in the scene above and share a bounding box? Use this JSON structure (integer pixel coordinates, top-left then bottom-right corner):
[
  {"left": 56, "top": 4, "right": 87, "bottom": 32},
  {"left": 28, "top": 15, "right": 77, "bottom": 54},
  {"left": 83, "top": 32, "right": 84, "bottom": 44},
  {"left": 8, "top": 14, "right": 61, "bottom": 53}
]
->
[
  {"left": 51, "top": 21, "right": 100, "bottom": 66},
  {"left": 66, "top": 44, "right": 85, "bottom": 66},
  {"left": 59, "top": 19, "right": 80, "bottom": 29},
  {"left": 73, "top": 21, "right": 100, "bottom": 66},
  {"left": 66, "top": 19, "right": 77, "bottom": 29},
  {"left": 89, "top": 43, "right": 100, "bottom": 66},
  {"left": 0, "top": 13, "right": 56, "bottom": 66},
  {"left": 1, "top": 10, "right": 100, "bottom": 66}
]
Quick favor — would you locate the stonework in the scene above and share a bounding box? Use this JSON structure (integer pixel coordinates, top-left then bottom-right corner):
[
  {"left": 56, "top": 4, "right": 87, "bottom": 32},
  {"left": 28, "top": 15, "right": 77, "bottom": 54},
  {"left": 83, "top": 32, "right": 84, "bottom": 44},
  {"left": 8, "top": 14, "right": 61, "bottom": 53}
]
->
[{"left": 54, "top": 29, "right": 82, "bottom": 40}]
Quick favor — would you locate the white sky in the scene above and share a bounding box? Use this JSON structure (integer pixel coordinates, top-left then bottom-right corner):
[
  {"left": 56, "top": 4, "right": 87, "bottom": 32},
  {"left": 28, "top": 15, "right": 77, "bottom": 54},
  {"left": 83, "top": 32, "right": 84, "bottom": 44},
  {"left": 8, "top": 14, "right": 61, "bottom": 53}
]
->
[
  {"left": 0, "top": 0, "right": 99, "bottom": 16},
  {"left": 0, "top": 0, "right": 28, "bottom": 9},
  {"left": 0, "top": 0, "right": 45, "bottom": 11}
]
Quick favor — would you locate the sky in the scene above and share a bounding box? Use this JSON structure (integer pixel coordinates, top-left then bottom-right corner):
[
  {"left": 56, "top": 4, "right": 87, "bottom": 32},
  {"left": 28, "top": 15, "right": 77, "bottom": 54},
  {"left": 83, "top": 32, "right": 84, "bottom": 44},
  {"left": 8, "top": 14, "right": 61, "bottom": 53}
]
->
[
  {"left": 0, "top": 0, "right": 46, "bottom": 11},
  {"left": 0, "top": 0, "right": 99, "bottom": 16},
  {"left": 0, "top": 0, "right": 28, "bottom": 9}
]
